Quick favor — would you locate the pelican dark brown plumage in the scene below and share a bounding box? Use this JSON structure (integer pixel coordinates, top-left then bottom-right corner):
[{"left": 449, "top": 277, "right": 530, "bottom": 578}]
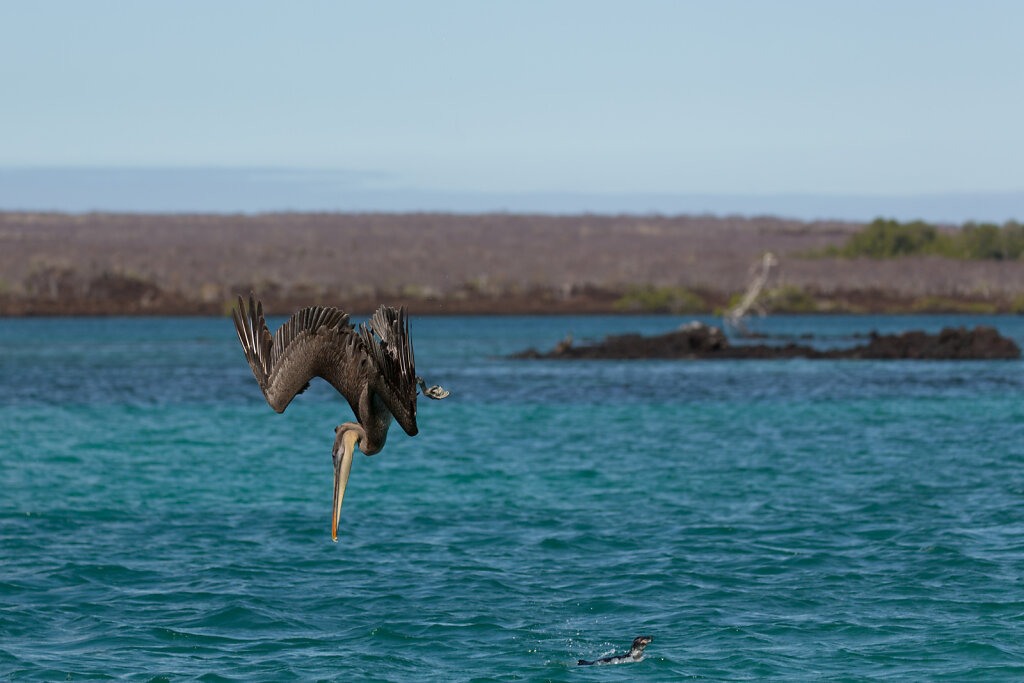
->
[{"left": 232, "top": 294, "right": 448, "bottom": 541}]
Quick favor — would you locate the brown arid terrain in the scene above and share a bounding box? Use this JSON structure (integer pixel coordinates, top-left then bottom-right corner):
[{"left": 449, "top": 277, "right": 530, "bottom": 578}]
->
[{"left": 2, "top": 211, "right": 1023, "bottom": 316}]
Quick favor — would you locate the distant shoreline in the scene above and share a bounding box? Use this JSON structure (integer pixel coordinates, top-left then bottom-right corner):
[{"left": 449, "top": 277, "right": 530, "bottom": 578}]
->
[
  {"left": 3, "top": 290, "right": 1020, "bottom": 318},
  {"left": 3, "top": 210, "right": 1024, "bottom": 317}
]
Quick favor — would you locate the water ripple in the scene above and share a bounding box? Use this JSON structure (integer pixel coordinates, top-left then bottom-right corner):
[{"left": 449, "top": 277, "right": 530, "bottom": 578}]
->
[{"left": 3, "top": 315, "right": 1024, "bottom": 678}]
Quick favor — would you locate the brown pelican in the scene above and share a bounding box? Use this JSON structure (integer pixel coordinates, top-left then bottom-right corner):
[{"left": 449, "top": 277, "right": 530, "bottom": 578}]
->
[{"left": 232, "top": 294, "right": 449, "bottom": 541}]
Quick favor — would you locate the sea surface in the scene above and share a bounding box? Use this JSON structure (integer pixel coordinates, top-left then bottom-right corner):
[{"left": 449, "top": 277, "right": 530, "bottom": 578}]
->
[{"left": 3, "top": 314, "right": 1024, "bottom": 681}]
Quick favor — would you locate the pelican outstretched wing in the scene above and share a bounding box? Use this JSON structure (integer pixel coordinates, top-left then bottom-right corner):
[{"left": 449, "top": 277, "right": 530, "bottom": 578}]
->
[
  {"left": 233, "top": 294, "right": 359, "bottom": 413},
  {"left": 358, "top": 305, "right": 417, "bottom": 399}
]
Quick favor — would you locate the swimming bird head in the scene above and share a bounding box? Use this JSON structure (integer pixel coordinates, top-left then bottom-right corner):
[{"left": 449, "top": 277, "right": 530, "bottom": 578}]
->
[{"left": 630, "top": 636, "right": 653, "bottom": 657}]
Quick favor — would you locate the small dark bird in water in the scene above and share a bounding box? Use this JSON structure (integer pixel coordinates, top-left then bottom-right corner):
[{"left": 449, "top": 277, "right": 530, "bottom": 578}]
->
[
  {"left": 233, "top": 294, "right": 449, "bottom": 541},
  {"left": 577, "top": 636, "right": 654, "bottom": 666}
]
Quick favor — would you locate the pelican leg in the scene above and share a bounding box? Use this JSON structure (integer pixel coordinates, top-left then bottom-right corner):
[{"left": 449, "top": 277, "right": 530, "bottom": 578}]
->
[{"left": 331, "top": 426, "right": 361, "bottom": 542}]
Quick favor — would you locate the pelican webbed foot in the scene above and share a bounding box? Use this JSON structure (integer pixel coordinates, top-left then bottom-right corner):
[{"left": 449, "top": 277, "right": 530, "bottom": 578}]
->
[{"left": 416, "top": 377, "right": 449, "bottom": 400}]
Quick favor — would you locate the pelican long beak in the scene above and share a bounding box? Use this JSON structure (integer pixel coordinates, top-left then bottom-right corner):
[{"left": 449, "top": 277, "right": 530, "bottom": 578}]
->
[{"left": 331, "top": 430, "right": 358, "bottom": 542}]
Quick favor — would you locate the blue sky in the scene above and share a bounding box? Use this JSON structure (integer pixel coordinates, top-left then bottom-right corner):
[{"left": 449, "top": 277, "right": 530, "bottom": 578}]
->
[{"left": 1, "top": 1, "right": 1022, "bottom": 215}]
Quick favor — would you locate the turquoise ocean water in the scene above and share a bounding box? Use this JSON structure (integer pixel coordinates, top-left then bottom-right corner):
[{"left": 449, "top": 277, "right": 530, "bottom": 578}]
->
[{"left": 3, "top": 314, "right": 1024, "bottom": 680}]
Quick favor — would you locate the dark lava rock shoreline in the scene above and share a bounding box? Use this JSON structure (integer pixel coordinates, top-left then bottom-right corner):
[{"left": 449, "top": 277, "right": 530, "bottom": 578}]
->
[{"left": 512, "top": 323, "right": 1021, "bottom": 360}]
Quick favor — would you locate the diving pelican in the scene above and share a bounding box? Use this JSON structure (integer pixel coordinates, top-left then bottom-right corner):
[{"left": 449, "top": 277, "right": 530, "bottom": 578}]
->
[{"left": 232, "top": 294, "right": 449, "bottom": 541}]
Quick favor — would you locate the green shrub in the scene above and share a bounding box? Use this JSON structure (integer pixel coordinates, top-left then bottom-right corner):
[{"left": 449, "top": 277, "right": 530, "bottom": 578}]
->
[
  {"left": 816, "top": 218, "right": 1024, "bottom": 260},
  {"left": 909, "top": 297, "right": 998, "bottom": 314},
  {"left": 832, "top": 218, "right": 945, "bottom": 257},
  {"left": 614, "top": 285, "right": 705, "bottom": 313},
  {"left": 761, "top": 285, "right": 818, "bottom": 313}
]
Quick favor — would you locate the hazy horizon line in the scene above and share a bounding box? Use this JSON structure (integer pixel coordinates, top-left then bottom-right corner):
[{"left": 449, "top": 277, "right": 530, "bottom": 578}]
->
[{"left": 1, "top": 166, "right": 1021, "bottom": 224}]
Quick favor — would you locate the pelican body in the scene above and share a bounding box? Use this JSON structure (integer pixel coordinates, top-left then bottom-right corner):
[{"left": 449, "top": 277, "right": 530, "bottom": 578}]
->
[{"left": 232, "top": 294, "right": 447, "bottom": 540}]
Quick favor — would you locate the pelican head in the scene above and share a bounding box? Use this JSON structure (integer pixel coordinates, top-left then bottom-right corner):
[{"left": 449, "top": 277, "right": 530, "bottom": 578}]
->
[
  {"left": 329, "top": 380, "right": 448, "bottom": 542},
  {"left": 331, "top": 424, "right": 362, "bottom": 542}
]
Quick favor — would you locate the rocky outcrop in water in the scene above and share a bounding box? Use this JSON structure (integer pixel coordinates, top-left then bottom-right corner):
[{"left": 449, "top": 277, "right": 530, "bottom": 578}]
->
[
  {"left": 511, "top": 323, "right": 1020, "bottom": 360},
  {"left": 851, "top": 326, "right": 1020, "bottom": 360}
]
